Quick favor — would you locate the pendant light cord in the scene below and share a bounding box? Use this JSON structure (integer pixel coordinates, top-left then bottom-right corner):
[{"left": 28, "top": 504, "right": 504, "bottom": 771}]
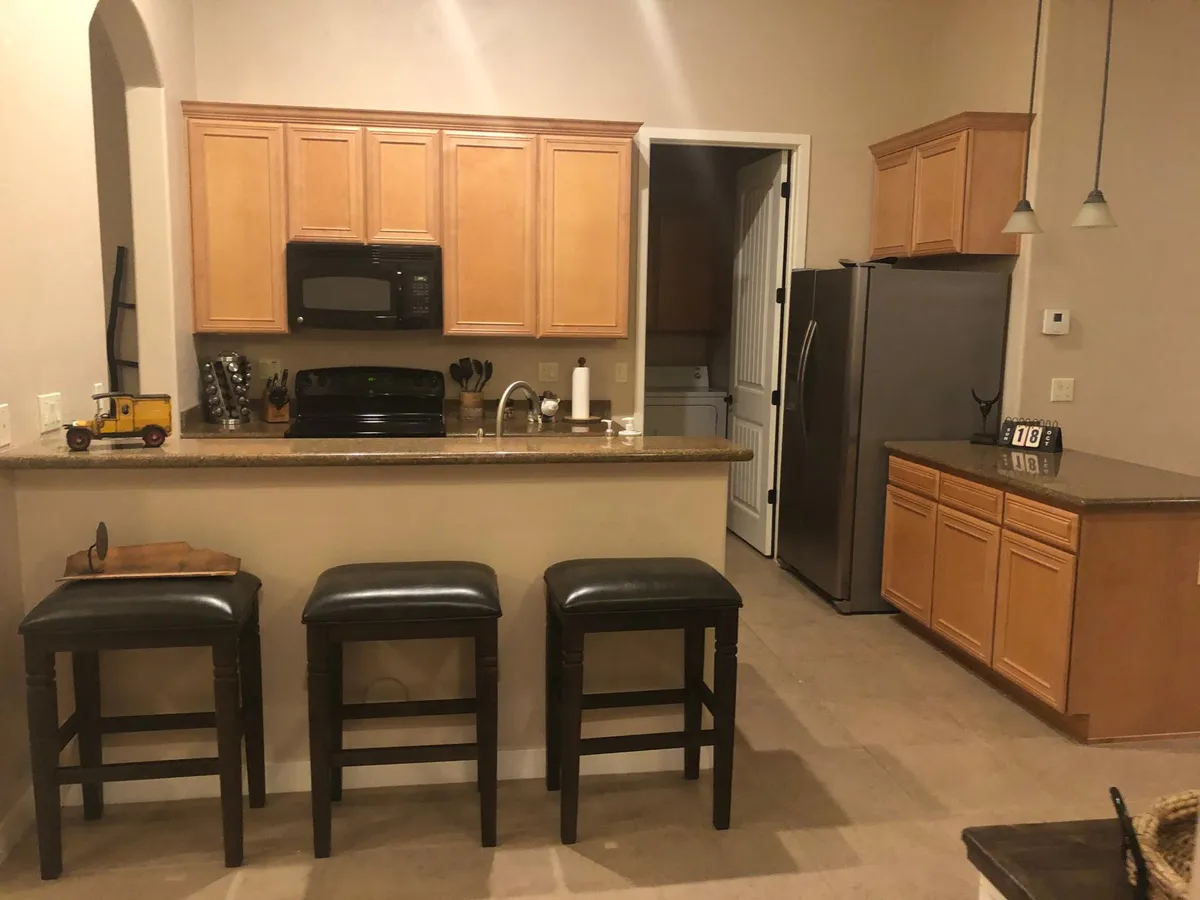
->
[
  {"left": 1093, "top": 0, "right": 1117, "bottom": 191},
  {"left": 1019, "top": 0, "right": 1045, "bottom": 199}
]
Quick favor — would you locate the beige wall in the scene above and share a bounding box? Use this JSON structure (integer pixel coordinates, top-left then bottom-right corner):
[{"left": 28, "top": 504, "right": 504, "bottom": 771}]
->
[
  {"left": 192, "top": 0, "right": 945, "bottom": 270},
  {"left": 1015, "top": 0, "right": 1200, "bottom": 474}
]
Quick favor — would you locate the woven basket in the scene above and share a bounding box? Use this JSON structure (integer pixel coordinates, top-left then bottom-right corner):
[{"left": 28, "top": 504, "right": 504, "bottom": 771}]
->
[{"left": 1129, "top": 790, "right": 1198, "bottom": 900}]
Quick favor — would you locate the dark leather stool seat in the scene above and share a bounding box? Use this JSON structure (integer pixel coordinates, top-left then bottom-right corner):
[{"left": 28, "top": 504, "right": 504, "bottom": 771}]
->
[
  {"left": 545, "top": 558, "right": 741, "bottom": 614},
  {"left": 302, "top": 562, "right": 500, "bottom": 623},
  {"left": 302, "top": 561, "right": 501, "bottom": 856},
  {"left": 544, "top": 557, "right": 742, "bottom": 844},
  {"left": 20, "top": 572, "right": 260, "bottom": 634},
  {"left": 19, "top": 573, "right": 266, "bottom": 880}
]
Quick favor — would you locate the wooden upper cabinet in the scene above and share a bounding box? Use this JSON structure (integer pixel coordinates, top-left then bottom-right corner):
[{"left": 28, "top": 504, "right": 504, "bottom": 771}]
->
[
  {"left": 930, "top": 504, "right": 1001, "bottom": 663},
  {"left": 188, "top": 119, "right": 288, "bottom": 333},
  {"left": 869, "top": 148, "right": 916, "bottom": 259},
  {"left": 537, "top": 136, "right": 631, "bottom": 338},
  {"left": 911, "top": 131, "right": 969, "bottom": 255},
  {"left": 286, "top": 124, "right": 365, "bottom": 242},
  {"left": 365, "top": 127, "right": 440, "bottom": 244},
  {"left": 881, "top": 485, "right": 937, "bottom": 624},
  {"left": 868, "top": 112, "right": 1028, "bottom": 259},
  {"left": 993, "top": 529, "right": 1077, "bottom": 711},
  {"left": 442, "top": 131, "right": 538, "bottom": 335}
]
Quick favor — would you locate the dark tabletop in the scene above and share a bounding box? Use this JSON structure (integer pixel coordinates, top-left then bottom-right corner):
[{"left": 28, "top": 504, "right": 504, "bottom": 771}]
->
[
  {"left": 963, "top": 820, "right": 1136, "bottom": 900},
  {"left": 887, "top": 441, "right": 1200, "bottom": 510}
]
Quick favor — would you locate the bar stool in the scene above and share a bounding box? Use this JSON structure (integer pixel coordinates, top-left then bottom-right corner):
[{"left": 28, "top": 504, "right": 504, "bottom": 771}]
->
[
  {"left": 18, "top": 572, "right": 265, "bottom": 880},
  {"left": 543, "top": 557, "right": 742, "bottom": 844},
  {"left": 301, "top": 561, "right": 501, "bottom": 856}
]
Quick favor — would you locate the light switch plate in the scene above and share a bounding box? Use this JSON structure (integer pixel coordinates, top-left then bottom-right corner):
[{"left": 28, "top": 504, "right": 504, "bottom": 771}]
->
[
  {"left": 615, "top": 362, "right": 629, "bottom": 384},
  {"left": 37, "top": 392, "right": 62, "bottom": 433},
  {"left": 538, "top": 362, "right": 559, "bottom": 383},
  {"left": 260, "top": 359, "right": 282, "bottom": 380},
  {"left": 94, "top": 382, "right": 106, "bottom": 397},
  {"left": 1050, "top": 378, "right": 1074, "bottom": 402},
  {"left": 0, "top": 404, "right": 11, "bottom": 449}
]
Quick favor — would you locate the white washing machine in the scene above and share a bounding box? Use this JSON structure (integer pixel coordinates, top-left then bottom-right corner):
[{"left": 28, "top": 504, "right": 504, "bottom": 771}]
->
[{"left": 644, "top": 366, "right": 729, "bottom": 438}]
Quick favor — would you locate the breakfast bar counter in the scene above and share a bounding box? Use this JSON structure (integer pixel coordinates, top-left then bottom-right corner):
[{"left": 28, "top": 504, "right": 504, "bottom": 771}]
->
[{"left": 1, "top": 433, "right": 747, "bottom": 803}]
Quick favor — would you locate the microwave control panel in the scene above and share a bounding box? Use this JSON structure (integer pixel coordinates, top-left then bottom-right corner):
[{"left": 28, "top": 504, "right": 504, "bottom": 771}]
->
[{"left": 406, "top": 272, "right": 433, "bottom": 317}]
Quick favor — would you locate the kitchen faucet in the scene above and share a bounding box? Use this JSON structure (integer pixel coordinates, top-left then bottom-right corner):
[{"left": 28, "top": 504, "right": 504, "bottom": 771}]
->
[{"left": 495, "top": 381, "right": 540, "bottom": 437}]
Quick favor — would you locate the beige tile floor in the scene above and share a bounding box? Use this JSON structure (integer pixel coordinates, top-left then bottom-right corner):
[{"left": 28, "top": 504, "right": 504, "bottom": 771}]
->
[{"left": 3, "top": 534, "right": 1199, "bottom": 898}]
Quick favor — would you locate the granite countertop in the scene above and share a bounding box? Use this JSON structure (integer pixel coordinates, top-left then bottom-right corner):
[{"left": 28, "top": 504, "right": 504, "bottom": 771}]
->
[
  {"left": 0, "top": 433, "right": 750, "bottom": 469},
  {"left": 962, "top": 820, "right": 1127, "bottom": 900},
  {"left": 887, "top": 440, "right": 1200, "bottom": 510}
]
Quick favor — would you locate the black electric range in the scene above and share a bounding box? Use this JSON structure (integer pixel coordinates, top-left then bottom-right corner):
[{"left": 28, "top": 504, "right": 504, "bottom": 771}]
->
[{"left": 285, "top": 366, "right": 446, "bottom": 438}]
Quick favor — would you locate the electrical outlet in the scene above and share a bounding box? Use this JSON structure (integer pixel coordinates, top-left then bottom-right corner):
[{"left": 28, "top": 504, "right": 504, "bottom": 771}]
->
[
  {"left": 0, "top": 404, "right": 11, "bottom": 449},
  {"left": 615, "top": 362, "right": 629, "bottom": 384},
  {"left": 1049, "top": 378, "right": 1074, "bottom": 402},
  {"left": 37, "top": 392, "right": 62, "bottom": 433},
  {"left": 260, "top": 359, "right": 282, "bottom": 380},
  {"left": 538, "top": 362, "right": 559, "bottom": 383}
]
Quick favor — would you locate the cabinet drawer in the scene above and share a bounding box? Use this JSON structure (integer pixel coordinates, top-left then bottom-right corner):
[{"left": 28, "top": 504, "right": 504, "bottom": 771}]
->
[
  {"left": 1004, "top": 494, "right": 1079, "bottom": 552},
  {"left": 939, "top": 473, "right": 1003, "bottom": 523},
  {"left": 888, "top": 457, "right": 939, "bottom": 499}
]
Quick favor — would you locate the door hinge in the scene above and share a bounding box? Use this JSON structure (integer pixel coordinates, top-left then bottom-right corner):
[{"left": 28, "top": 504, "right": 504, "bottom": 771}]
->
[
  {"left": 776, "top": 286, "right": 785, "bottom": 305},
  {"left": 771, "top": 389, "right": 780, "bottom": 406},
  {"left": 781, "top": 181, "right": 791, "bottom": 199},
  {"left": 724, "top": 394, "right": 733, "bottom": 405},
  {"left": 767, "top": 489, "right": 777, "bottom": 505}
]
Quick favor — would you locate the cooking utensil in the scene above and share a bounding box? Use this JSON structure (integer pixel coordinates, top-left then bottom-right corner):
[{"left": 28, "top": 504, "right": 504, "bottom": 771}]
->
[
  {"left": 458, "top": 357, "right": 473, "bottom": 389},
  {"left": 449, "top": 362, "right": 465, "bottom": 389},
  {"left": 472, "top": 358, "right": 484, "bottom": 391},
  {"left": 481, "top": 360, "right": 494, "bottom": 391}
]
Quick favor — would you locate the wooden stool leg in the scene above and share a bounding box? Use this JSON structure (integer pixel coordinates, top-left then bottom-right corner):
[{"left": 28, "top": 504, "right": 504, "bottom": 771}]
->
[
  {"left": 307, "top": 627, "right": 333, "bottom": 858},
  {"left": 212, "top": 637, "right": 244, "bottom": 867},
  {"left": 71, "top": 651, "right": 104, "bottom": 820},
  {"left": 239, "top": 608, "right": 266, "bottom": 809},
  {"left": 329, "top": 640, "right": 343, "bottom": 802},
  {"left": 683, "top": 625, "right": 705, "bottom": 781},
  {"left": 559, "top": 622, "right": 584, "bottom": 845},
  {"left": 475, "top": 620, "right": 499, "bottom": 848},
  {"left": 544, "top": 598, "right": 562, "bottom": 791},
  {"left": 712, "top": 611, "right": 739, "bottom": 831},
  {"left": 25, "top": 646, "right": 62, "bottom": 880}
]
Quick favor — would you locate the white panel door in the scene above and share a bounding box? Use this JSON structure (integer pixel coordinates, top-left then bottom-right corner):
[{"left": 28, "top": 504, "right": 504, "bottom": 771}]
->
[{"left": 728, "top": 152, "right": 788, "bottom": 554}]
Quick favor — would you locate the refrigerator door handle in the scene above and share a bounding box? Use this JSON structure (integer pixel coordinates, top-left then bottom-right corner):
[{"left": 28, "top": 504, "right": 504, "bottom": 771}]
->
[{"left": 797, "top": 320, "right": 816, "bottom": 441}]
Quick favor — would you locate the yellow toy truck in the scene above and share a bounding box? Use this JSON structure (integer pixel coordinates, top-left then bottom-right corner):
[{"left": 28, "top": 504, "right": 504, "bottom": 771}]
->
[{"left": 65, "top": 393, "right": 173, "bottom": 451}]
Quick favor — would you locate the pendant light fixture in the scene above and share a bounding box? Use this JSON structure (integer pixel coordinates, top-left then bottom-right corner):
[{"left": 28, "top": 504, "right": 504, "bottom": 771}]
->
[
  {"left": 1002, "top": 0, "right": 1046, "bottom": 235},
  {"left": 1074, "top": 0, "right": 1118, "bottom": 228}
]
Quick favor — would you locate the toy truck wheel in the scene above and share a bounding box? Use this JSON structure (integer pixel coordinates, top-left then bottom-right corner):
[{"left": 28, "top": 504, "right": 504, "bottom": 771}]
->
[
  {"left": 66, "top": 427, "right": 93, "bottom": 452},
  {"left": 142, "top": 425, "right": 167, "bottom": 448}
]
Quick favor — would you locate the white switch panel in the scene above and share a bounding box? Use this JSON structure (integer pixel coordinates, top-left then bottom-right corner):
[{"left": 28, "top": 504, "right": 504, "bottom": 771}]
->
[
  {"left": 93, "top": 382, "right": 106, "bottom": 397},
  {"left": 1050, "top": 378, "right": 1074, "bottom": 402},
  {"left": 538, "top": 362, "right": 559, "bottom": 383},
  {"left": 0, "top": 404, "right": 11, "bottom": 449},
  {"left": 260, "top": 359, "right": 282, "bottom": 380},
  {"left": 615, "top": 362, "right": 629, "bottom": 384},
  {"left": 37, "top": 392, "right": 63, "bottom": 432}
]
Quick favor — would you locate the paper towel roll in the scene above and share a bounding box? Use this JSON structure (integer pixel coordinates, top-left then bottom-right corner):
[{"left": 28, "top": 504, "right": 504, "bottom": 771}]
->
[{"left": 571, "top": 357, "right": 590, "bottom": 420}]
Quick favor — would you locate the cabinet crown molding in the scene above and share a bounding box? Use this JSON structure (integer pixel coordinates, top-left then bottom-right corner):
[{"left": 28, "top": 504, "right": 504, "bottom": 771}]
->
[
  {"left": 869, "top": 111, "right": 1032, "bottom": 159},
  {"left": 182, "top": 101, "right": 642, "bottom": 139}
]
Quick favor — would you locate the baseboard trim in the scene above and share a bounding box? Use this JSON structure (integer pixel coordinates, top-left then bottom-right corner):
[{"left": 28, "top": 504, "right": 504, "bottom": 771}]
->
[
  {"left": 0, "top": 783, "right": 33, "bottom": 867},
  {"left": 61, "top": 746, "right": 713, "bottom": 807}
]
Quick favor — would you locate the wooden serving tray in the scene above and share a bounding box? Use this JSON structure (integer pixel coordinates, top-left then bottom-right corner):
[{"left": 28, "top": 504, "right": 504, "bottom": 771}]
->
[{"left": 61, "top": 542, "right": 240, "bottom": 582}]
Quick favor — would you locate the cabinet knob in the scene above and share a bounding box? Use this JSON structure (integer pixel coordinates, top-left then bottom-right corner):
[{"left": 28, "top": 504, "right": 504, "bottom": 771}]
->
[{"left": 296, "top": 316, "right": 304, "bottom": 324}]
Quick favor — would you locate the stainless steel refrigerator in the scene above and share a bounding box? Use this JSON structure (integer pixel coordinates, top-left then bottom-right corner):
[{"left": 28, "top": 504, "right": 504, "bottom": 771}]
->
[{"left": 776, "top": 264, "right": 1009, "bottom": 614}]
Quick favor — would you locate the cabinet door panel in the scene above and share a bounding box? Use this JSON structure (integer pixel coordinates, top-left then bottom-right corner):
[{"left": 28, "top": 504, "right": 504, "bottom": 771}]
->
[
  {"left": 931, "top": 505, "right": 1001, "bottom": 663},
  {"left": 189, "top": 120, "right": 288, "bottom": 333},
  {"left": 442, "top": 132, "right": 537, "bottom": 335},
  {"left": 882, "top": 486, "right": 937, "bottom": 624},
  {"left": 911, "top": 131, "right": 969, "bottom": 256},
  {"left": 286, "top": 124, "right": 365, "bottom": 242},
  {"left": 870, "top": 148, "right": 916, "bottom": 258},
  {"left": 366, "top": 127, "right": 440, "bottom": 244},
  {"left": 993, "top": 529, "right": 1077, "bottom": 711},
  {"left": 538, "top": 136, "right": 631, "bottom": 337}
]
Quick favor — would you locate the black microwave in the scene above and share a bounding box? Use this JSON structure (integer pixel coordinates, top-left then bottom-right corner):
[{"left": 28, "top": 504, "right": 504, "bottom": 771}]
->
[{"left": 286, "top": 242, "right": 442, "bottom": 330}]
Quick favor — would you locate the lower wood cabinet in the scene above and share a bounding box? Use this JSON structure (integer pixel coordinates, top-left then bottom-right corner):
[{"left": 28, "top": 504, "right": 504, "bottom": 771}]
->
[
  {"left": 993, "top": 529, "right": 1077, "bottom": 711},
  {"left": 881, "top": 486, "right": 937, "bottom": 624},
  {"left": 930, "top": 505, "right": 1000, "bottom": 663}
]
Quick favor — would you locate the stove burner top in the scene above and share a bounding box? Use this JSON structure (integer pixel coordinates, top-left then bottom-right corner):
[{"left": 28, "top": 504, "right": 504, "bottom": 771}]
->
[{"left": 285, "top": 366, "right": 446, "bottom": 439}]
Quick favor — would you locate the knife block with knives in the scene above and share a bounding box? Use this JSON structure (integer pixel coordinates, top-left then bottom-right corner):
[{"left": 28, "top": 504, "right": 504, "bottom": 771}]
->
[{"left": 263, "top": 369, "right": 291, "bottom": 423}]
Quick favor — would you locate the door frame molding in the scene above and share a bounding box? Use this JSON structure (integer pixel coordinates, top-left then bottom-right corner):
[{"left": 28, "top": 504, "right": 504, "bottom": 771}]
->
[{"left": 633, "top": 127, "right": 811, "bottom": 555}]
